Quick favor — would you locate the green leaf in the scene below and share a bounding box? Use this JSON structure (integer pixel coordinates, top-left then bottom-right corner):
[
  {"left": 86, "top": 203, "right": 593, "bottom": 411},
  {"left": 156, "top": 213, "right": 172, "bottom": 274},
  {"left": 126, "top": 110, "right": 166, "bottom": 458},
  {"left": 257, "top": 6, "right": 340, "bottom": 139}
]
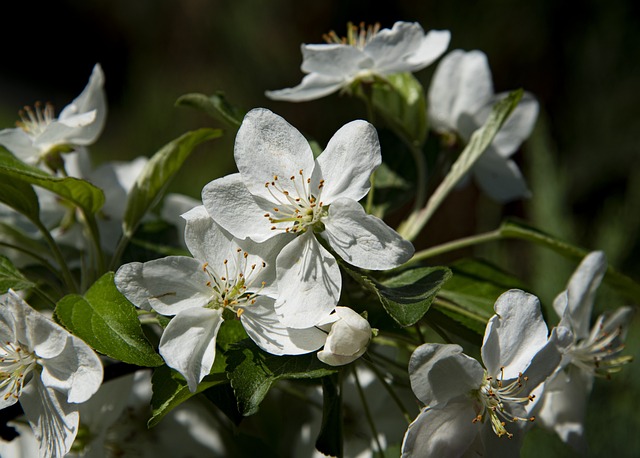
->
[
  {"left": 225, "top": 339, "right": 336, "bottom": 416},
  {"left": 122, "top": 128, "right": 222, "bottom": 237},
  {"left": 370, "top": 73, "right": 428, "bottom": 146},
  {"left": 0, "top": 175, "right": 40, "bottom": 222},
  {"left": 0, "top": 255, "right": 35, "bottom": 293},
  {"left": 56, "top": 272, "right": 164, "bottom": 367},
  {"left": 0, "top": 149, "right": 104, "bottom": 214},
  {"left": 499, "top": 219, "right": 640, "bottom": 302},
  {"left": 315, "top": 374, "right": 343, "bottom": 457},
  {"left": 176, "top": 92, "right": 245, "bottom": 128},
  {"left": 436, "top": 258, "right": 529, "bottom": 336},
  {"left": 399, "top": 90, "right": 523, "bottom": 240},
  {"left": 148, "top": 364, "right": 227, "bottom": 428}
]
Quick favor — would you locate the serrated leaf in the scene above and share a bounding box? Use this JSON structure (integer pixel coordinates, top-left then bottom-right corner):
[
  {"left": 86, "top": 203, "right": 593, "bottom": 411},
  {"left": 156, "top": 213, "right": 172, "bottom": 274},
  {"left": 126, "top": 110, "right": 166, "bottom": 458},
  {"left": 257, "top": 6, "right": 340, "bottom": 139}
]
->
[
  {"left": 370, "top": 73, "right": 428, "bottom": 146},
  {"left": 399, "top": 90, "right": 523, "bottom": 240},
  {"left": 225, "top": 339, "right": 336, "bottom": 416},
  {"left": 56, "top": 272, "right": 163, "bottom": 367},
  {"left": 176, "top": 92, "right": 245, "bottom": 128},
  {"left": 122, "top": 128, "right": 222, "bottom": 237},
  {"left": 499, "top": 219, "right": 640, "bottom": 302},
  {"left": 0, "top": 149, "right": 104, "bottom": 214},
  {"left": 148, "top": 364, "right": 227, "bottom": 428},
  {"left": 0, "top": 255, "right": 35, "bottom": 293},
  {"left": 315, "top": 373, "right": 343, "bottom": 457}
]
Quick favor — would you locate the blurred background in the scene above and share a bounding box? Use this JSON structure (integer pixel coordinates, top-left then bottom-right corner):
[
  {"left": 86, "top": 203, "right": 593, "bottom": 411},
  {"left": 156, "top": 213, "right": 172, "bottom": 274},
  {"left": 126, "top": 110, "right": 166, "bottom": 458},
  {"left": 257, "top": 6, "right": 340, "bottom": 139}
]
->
[{"left": 1, "top": 0, "right": 638, "bottom": 456}]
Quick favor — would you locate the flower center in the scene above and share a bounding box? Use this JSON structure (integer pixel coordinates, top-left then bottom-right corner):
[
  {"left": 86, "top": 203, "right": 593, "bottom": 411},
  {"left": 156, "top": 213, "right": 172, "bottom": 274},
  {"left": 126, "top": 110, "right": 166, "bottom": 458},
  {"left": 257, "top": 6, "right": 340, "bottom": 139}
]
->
[
  {"left": 472, "top": 368, "right": 535, "bottom": 439},
  {"left": 568, "top": 319, "right": 632, "bottom": 378},
  {"left": 16, "top": 101, "right": 55, "bottom": 138},
  {"left": 263, "top": 169, "right": 327, "bottom": 234},
  {"left": 0, "top": 340, "right": 38, "bottom": 402},
  {"left": 323, "top": 22, "right": 381, "bottom": 50},
  {"left": 201, "top": 248, "right": 267, "bottom": 318}
]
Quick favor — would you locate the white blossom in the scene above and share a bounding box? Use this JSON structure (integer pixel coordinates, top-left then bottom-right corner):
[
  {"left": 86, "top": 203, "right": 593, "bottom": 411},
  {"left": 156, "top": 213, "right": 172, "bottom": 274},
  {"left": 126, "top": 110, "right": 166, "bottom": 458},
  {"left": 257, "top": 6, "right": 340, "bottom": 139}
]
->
[
  {"left": 428, "top": 49, "right": 539, "bottom": 202},
  {"left": 115, "top": 206, "right": 327, "bottom": 392},
  {"left": 0, "top": 290, "right": 103, "bottom": 458},
  {"left": 317, "top": 307, "right": 371, "bottom": 366},
  {"left": 402, "top": 290, "right": 568, "bottom": 457},
  {"left": 202, "top": 108, "right": 414, "bottom": 329},
  {"left": 532, "top": 251, "right": 634, "bottom": 452},
  {"left": 266, "top": 21, "right": 450, "bottom": 102}
]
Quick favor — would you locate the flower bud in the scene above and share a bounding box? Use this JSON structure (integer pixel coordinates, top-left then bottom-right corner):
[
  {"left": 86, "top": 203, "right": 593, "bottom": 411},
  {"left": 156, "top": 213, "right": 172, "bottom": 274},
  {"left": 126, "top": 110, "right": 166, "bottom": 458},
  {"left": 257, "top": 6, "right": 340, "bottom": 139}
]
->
[{"left": 317, "top": 307, "right": 371, "bottom": 366}]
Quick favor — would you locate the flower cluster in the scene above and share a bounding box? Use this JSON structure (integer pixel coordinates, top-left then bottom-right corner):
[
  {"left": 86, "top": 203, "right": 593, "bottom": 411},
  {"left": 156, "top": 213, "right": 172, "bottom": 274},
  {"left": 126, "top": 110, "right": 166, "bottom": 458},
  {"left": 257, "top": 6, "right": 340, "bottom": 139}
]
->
[{"left": 0, "top": 19, "right": 635, "bottom": 458}]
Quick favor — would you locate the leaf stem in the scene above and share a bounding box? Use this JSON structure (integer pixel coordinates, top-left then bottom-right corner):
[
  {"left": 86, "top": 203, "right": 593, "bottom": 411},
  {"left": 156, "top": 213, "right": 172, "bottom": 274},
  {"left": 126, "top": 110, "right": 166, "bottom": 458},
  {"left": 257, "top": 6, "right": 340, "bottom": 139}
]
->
[
  {"left": 407, "top": 229, "right": 502, "bottom": 265},
  {"left": 33, "top": 220, "right": 78, "bottom": 293}
]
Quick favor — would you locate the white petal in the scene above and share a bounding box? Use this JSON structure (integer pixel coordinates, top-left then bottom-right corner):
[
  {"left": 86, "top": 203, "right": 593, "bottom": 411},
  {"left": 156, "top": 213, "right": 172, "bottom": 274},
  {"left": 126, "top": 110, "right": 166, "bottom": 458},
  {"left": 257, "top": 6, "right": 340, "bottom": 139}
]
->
[
  {"left": 202, "top": 173, "right": 276, "bottom": 242},
  {"left": 428, "top": 49, "right": 493, "bottom": 133},
  {"left": 312, "top": 120, "right": 381, "bottom": 203},
  {"left": 115, "top": 257, "right": 212, "bottom": 316},
  {"left": 401, "top": 401, "right": 479, "bottom": 458},
  {"left": 183, "top": 206, "right": 235, "bottom": 262},
  {"left": 482, "top": 290, "right": 549, "bottom": 378},
  {"left": 300, "top": 43, "right": 370, "bottom": 77},
  {"left": 472, "top": 150, "right": 531, "bottom": 202},
  {"left": 364, "top": 22, "right": 425, "bottom": 73},
  {"left": 0, "top": 128, "right": 40, "bottom": 162},
  {"left": 20, "top": 376, "right": 79, "bottom": 458},
  {"left": 408, "top": 343, "right": 484, "bottom": 406},
  {"left": 40, "top": 333, "right": 103, "bottom": 404},
  {"left": 553, "top": 251, "right": 606, "bottom": 339},
  {"left": 404, "top": 30, "right": 451, "bottom": 70},
  {"left": 241, "top": 296, "right": 327, "bottom": 355},
  {"left": 317, "top": 307, "right": 371, "bottom": 366},
  {"left": 265, "top": 73, "right": 347, "bottom": 102},
  {"left": 321, "top": 198, "right": 414, "bottom": 270},
  {"left": 159, "top": 307, "right": 223, "bottom": 392},
  {"left": 275, "top": 232, "right": 340, "bottom": 328},
  {"left": 234, "top": 108, "right": 316, "bottom": 201}
]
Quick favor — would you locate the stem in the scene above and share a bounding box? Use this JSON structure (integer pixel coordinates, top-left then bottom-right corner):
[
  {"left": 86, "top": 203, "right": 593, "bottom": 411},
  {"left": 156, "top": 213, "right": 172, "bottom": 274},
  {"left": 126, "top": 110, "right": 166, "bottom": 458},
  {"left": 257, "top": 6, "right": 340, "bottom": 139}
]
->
[
  {"left": 414, "top": 323, "right": 425, "bottom": 344},
  {"left": 109, "top": 234, "right": 131, "bottom": 272},
  {"left": 31, "top": 287, "right": 58, "bottom": 308},
  {"left": 362, "top": 357, "right": 413, "bottom": 424},
  {"left": 82, "top": 210, "right": 106, "bottom": 278},
  {"left": 406, "top": 229, "right": 503, "bottom": 266},
  {"left": 353, "top": 367, "right": 385, "bottom": 458},
  {"left": 426, "top": 317, "right": 454, "bottom": 344}
]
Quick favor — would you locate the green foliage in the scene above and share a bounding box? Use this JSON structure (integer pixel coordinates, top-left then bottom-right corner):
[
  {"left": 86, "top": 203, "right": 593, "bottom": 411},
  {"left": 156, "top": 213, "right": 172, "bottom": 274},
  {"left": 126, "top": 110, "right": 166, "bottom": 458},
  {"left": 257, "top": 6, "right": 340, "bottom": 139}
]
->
[
  {"left": 225, "top": 339, "right": 336, "bottom": 416},
  {"left": 176, "top": 92, "right": 245, "bottom": 128},
  {"left": 0, "top": 255, "right": 35, "bottom": 293},
  {"left": 315, "top": 373, "right": 343, "bottom": 458},
  {"left": 0, "top": 175, "right": 40, "bottom": 222},
  {"left": 56, "top": 272, "right": 164, "bottom": 367},
  {"left": 122, "top": 128, "right": 222, "bottom": 238},
  {"left": 0, "top": 149, "right": 104, "bottom": 215}
]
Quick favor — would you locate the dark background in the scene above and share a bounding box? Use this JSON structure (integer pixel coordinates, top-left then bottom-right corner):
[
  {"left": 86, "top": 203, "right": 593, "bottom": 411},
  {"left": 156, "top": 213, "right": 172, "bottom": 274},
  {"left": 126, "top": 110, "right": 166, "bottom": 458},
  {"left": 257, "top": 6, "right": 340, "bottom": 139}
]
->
[{"left": 1, "top": 1, "right": 638, "bottom": 455}]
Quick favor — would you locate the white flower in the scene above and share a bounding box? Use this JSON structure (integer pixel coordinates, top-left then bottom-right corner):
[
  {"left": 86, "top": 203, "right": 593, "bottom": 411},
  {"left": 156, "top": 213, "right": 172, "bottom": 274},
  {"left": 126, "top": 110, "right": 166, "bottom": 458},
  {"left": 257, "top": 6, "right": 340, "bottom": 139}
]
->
[
  {"left": 0, "top": 290, "right": 103, "bottom": 458},
  {"left": 0, "top": 64, "right": 106, "bottom": 165},
  {"left": 266, "top": 21, "right": 450, "bottom": 102},
  {"left": 115, "top": 205, "right": 328, "bottom": 392},
  {"left": 401, "top": 290, "right": 568, "bottom": 457},
  {"left": 532, "top": 251, "right": 634, "bottom": 452},
  {"left": 317, "top": 307, "right": 371, "bottom": 366},
  {"left": 202, "top": 108, "right": 414, "bottom": 329},
  {"left": 428, "top": 50, "right": 539, "bottom": 202}
]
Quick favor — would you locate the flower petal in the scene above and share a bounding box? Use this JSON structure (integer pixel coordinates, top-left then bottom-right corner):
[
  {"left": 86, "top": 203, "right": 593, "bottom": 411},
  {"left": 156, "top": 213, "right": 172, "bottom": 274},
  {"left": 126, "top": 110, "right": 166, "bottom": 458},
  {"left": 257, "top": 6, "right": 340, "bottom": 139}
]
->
[
  {"left": 234, "top": 108, "right": 315, "bottom": 200},
  {"left": 404, "top": 30, "right": 451, "bottom": 70},
  {"left": 159, "top": 307, "right": 223, "bottom": 392},
  {"left": 0, "top": 128, "right": 40, "bottom": 163},
  {"left": 115, "top": 257, "right": 212, "bottom": 316},
  {"left": 321, "top": 198, "right": 414, "bottom": 270},
  {"left": 401, "top": 401, "right": 480, "bottom": 458},
  {"left": 275, "top": 232, "right": 340, "bottom": 328},
  {"left": 20, "top": 376, "right": 79, "bottom": 458},
  {"left": 472, "top": 150, "right": 531, "bottom": 203},
  {"left": 202, "top": 172, "right": 277, "bottom": 242},
  {"left": 408, "top": 343, "right": 484, "bottom": 406},
  {"left": 265, "top": 73, "right": 346, "bottom": 102},
  {"left": 553, "top": 251, "right": 606, "bottom": 339},
  {"left": 312, "top": 120, "right": 380, "bottom": 204},
  {"left": 364, "top": 22, "right": 425, "bottom": 73},
  {"left": 428, "top": 49, "right": 493, "bottom": 133},
  {"left": 300, "top": 43, "right": 370, "bottom": 77},
  {"left": 240, "top": 296, "right": 327, "bottom": 355},
  {"left": 482, "top": 290, "right": 549, "bottom": 378}
]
